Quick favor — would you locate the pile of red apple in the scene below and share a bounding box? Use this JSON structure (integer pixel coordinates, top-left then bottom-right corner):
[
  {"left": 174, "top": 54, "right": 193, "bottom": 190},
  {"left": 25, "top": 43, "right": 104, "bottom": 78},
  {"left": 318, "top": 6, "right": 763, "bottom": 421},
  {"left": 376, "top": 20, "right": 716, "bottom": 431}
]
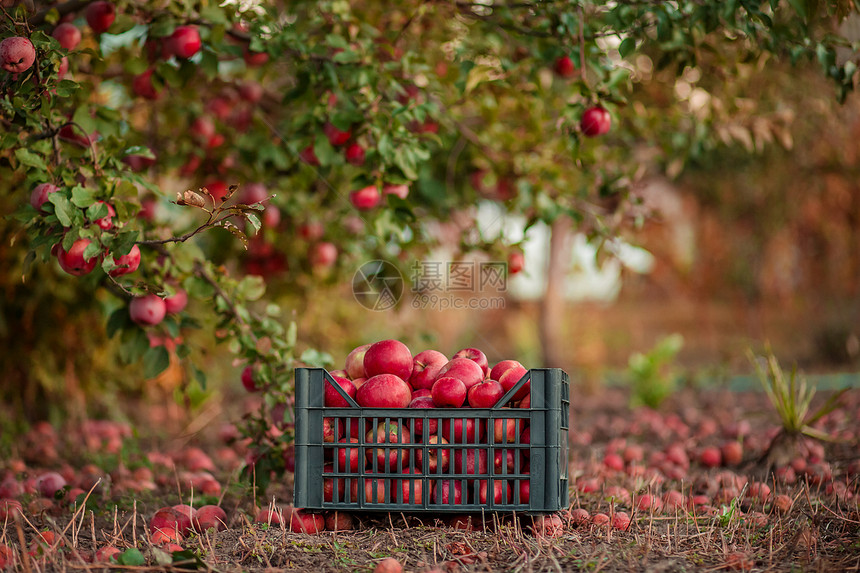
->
[{"left": 314, "top": 340, "right": 542, "bottom": 507}]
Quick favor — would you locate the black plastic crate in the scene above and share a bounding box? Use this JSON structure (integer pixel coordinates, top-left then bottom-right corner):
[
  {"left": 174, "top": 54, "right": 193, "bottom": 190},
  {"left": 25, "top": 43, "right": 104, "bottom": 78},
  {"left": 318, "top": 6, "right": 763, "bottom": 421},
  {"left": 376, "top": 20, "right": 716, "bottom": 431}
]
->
[{"left": 293, "top": 367, "right": 569, "bottom": 514}]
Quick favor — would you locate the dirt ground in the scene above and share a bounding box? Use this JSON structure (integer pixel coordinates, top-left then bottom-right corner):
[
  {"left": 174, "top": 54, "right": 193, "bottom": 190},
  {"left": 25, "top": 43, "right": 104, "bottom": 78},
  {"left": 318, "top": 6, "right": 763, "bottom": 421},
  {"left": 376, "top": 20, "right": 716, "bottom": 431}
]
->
[{"left": 1, "top": 385, "right": 859, "bottom": 572}]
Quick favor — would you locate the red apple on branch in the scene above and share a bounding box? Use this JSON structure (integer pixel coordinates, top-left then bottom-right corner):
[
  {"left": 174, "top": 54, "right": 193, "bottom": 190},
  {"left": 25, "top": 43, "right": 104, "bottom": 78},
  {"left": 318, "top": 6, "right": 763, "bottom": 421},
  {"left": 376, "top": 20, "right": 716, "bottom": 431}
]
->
[
  {"left": 56, "top": 238, "right": 98, "bottom": 276},
  {"left": 345, "top": 143, "right": 365, "bottom": 166},
  {"left": 30, "top": 183, "right": 59, "bottom": 213},
  {"left": 580, "top": 105, "right": 611, "bottom": 137},
  {"left": 0, "top": 37, "right": 36, "bottom": 73},
  {"left": 164, "top": 289, "right": 188, "bottom": 314},
  {"left": 86, "top": 1, "right": 116, "bottom": 34},
  {"left": 553, "top": 55, "right": 577, "bottom": 78},
  {"left": 108, "top": 244, "right": 141, "bottom": 277},
  {"left": 167, "top": 26, "right": 201, "bottom": 59},
  {"left": 52, "top": 24, "right": 81, "bottom": 51},
  {"left": 349, "top": 185, "right": 381, "bottom": 210},
  {"left": 323, "top": 122, "right": 351, "bottom": 146},
  {"left": 129, "top": 294, "right": 167, "bottom": 326}
]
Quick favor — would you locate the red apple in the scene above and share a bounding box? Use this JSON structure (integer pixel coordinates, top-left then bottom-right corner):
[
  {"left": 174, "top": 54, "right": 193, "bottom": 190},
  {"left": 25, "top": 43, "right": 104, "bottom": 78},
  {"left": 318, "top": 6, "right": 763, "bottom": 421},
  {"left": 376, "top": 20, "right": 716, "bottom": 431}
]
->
[
  {"left": 323, "top": 464, "right": 359, "bottom": 502},
  {"left": 355, "top": 374, "right": 412, "bottom": 408},
  {"left": 363, "top": 475, "right": 390, "bottom": 503},
  {"left": 244, "top": 48, "right": 269, "bottom": 67},
  {"left": 453, "top": 348, "right": 489, "bottom": 377},
  {"left": 164, "top": 289, "right": 188, "bottom": 313},
  {"left": 132, "top": 69, "right": 161, "bottom": 100},
  {"left": 290, "top": 509, "right": 325, "bottom": 533},
  {"left": 324, "top": 375, "right": 357, "bottom": 408},
  {"left": 86, "top": 1, "right": 116, "bottom": 33},
  {"left": 467, "top": 379, "right": 504, "bottom": 408},
  {"left": 322, "top": 417, "right": 341, "bottom": 443},
  {"left": 580, "top": 105, "right": 611, "bottom": 137},
  {"left": 94, "top": 546, "right": 121, "bottom": 562},
  {"left": 190, "top": 116, "right": 215, "bottom": 140},
  {"left": 432, "top": 479, "right": 463, "bottom": 505},
  {"left": 35, "top": 472, "right": 66, "bottom": 498},
  {"left": 171, "top": 505, "right": 197, "bottom": 535},
  {"left": 93, "top": 201, "right": 116, "bottom": 230},
  {"left": 204, "top": 180, "right": 229, "bottom": 203},
  {"left": 411, "top": 388, "right": 431, "bottom": 398},
  {"left": 123, "top": 153, "right": 156, "bottom": 171},
  {"left": 499, "top": 365, "right": 529, "bottom": 401},
  {"left": 493, "top": 449, "right": 517, "bottom": 475},
  {"left": 30, "top": 183, "right": 59, "bottom": 213},
  {"left": 492, "top": 418, "right": 520, "bottom": 444},
  {"left": 454, "top": 449, "right": 488, "bottom": 478},
  {"left": 344, "top": 343, "right": 370, "bottom": 379},
  {"left": 407, "top": 395, "right": 438, "bottom": 439},
  {"left": 310, "top": 242, "right": 337, "bottom": 269},
  {"left": 520, "top": 426, "right": 531, "bottom": 456},
  {"left": 0, "top": 37, "right": 36, "bottom": 73},
  {"left": 150, "top": 507, "right": 187, "bottom": 536},
  {"left": 391, "top": 469, "right": 423, "bottom": 504},
  {"left": 325, "top": 511, "right": 355, "bottom": 531},
  {"left": 335, "top": 438, "right": 361, "bottom": 472},
  {"left": 299, "top": 145, "right": 320, "bottom": 166},
  {"left": 329, "top": 369, "right": 349, "bottom": 378},
  {"left": 553, "top": 55, "right": 577, "bottom": 78},
  {"left": 345, "top": 143, "right": 365, "bottom": 165},
  {"left": 409, "top": 350, "right": 448, "bottom": 391},
  {"left": 108, "top": 244, "right": 141, "bottom": 277},
  {"left": 323, "top": 122, "right": 351, "bottom": 146},
  {"left": 507, "top": 252, "right": 525, "bottom": 275},
  {"left": 57, "top": 238, "right": 99, "bottom": 276},
  {"left": 238, "top": 81, "right": 263, "bottom": 103},
  {"left": 298, "top": 221, "right": 325, "bottom": 240},
  {"left": 382, "top": 184, "right": 409, "bottom": 199},
  {"left": 52, "top": 23, "right": 81, "bottom": 51},
  {"left": 129, "top": 294, "right": 167, "bottom": 326},
  {"left": 364, "top": 339, "right": 413, "bottom": 380},
  {"left": 435, "top": 358, "right": 484, "bottom": 391},
  {"left": 430, "top": 376, "right": 466, "bottom": 408},
  {"left": 478, "top": 480, "right": 511, "bottom": 504},
  {"left": 349, "top": 185, "right": 381, "bottom": 210},
  {"left": 441, "top": 417, "right": 481, "bottom": 444},
  {"left": 195, "top": 505, "right": 227, "bottom": 532},
  {"left": 518, "top": 479, "right": 530, "bottom": 503},
  {"left": 254, "top": 507, "right": 285, "bottom": 525},
  {"left": 490, "top": 360, "right": 522, "bottom": 384},
  {"left": 422, "top": 435, "right": 450, "bottom": 473},
  {"left": 365, "top": 422, "right": 412, "bottom": 471},
  {"left": 241, "top": 365, "right": 259, "bottom": 392},
  {"left": 167, "top": 26, "right": 201, "bottom": 59}
]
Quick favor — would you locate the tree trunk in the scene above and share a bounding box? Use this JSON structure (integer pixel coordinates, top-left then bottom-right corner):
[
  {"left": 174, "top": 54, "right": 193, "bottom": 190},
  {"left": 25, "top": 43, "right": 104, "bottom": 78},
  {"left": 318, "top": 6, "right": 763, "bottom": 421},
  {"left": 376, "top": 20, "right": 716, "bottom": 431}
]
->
[{"left": 539, "top": 217, "right": 572, "bottom": 368}]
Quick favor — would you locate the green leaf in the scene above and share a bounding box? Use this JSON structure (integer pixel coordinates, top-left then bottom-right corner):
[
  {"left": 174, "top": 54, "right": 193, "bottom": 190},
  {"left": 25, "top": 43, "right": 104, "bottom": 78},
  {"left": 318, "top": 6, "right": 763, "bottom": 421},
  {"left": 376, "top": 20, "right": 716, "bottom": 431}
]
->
[
  {"left": 15, "top": 148, "right": 48, "bottom": 171},
  {"left": 192, "top": 365, "right": 207, "bottom": 389},
  {"left": 143, "top": 345, "right": 171, "bottom": 379},
  {"left": 237, "top": 275, "right": 266, "bottom": 301},
  {"left": 83, "top": 240, "right": 102, "bottom": 261},
  {"left": 116, "top": 548, "right": 145, "bottom": 566},
  {"left": 618, "top": 37, "right": 635, "bottom": 58},
  {"left": 48, "top": 193, "right": 76, "bottom": 227},
  {"left": 71, "top": 186, "right": 95, "bottom": 208},
  {"left": 106, "top": 308, "right": 129, "bottom": 338},
  {"left": 787, "top": 0, "right": 808, "bottom": 22},
  {"left": 86, "top": 201, "right": 109, "bottom": 221}
]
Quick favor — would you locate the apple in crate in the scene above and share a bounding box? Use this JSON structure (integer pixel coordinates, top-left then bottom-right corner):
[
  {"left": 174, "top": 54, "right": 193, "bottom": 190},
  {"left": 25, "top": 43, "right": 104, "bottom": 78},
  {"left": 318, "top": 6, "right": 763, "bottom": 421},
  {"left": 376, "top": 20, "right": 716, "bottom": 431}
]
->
[
  {"left": 364, "top": 339, "right": 413, "bottom": 380},
  {"left": 492, "top": 418, "right": 520, "bottom": 444},
  {"left": 392, "top": 469, "right": 423, "bottom": 504},
  {"left": 344, "top": 343, "right": 370, "bottom": 379},
  {"left": 432, "top": 479, "right": 464, "bottom": 504},
  {"left": 323, "top": 466, "right": 359, "bottom": 503},
  {"left": 441, "top": 417, "right": 482, "bottom": 444},
  {"left": 490, "top": 360, "right": 522, "bottom": 382},
  {"left": 409, "top": 350, "right": 447, "bottom": 391},
  {"left": 436, "top": 358, "right": 483, "bottom": 390},
  {"left": 356, "top": 374, "right": 412, "bottom": 408},
  {"left": 431, "top": 376, "right": 466, "bottom": 408},
  {"left": 493, "top": 449, "right": 517, "bottom": 475},
  {"left": 363, "top": 474, "right": 390, "bottom": 503},
  {"left": 498, "top": 365, "right": 529, "bottom": 401},
  {"left": 407, "top": 395, "right": 438, "bottom": 440},
  {"left": 479, "top": 479, "right": 512, "bottom": 504},
  {"left": 322, "top": 418, "right": 342, "bottom": 443},
  {"left": 453, "top": 449, "right": 488, "bottom": 478},
  {"left": 420, "top": 436, "right": 451, "bottom": 473},
  {"left": 452, "top": 347, "right": 489, "bottom": 377},
  {"left": 518, "top": 479, "right": 530, "bottom": 503},
  {"left": 324, "top": 375, "right": 356, "bottom": 407},
  {"left": 336, "top": 438, "right": 362, "bottom": 472},
  {"left": 467, "top": 379, "right": 504, "bottom": 408},
  {"left": 365, "top": 422, "right": 412, "bottom": 471}
]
